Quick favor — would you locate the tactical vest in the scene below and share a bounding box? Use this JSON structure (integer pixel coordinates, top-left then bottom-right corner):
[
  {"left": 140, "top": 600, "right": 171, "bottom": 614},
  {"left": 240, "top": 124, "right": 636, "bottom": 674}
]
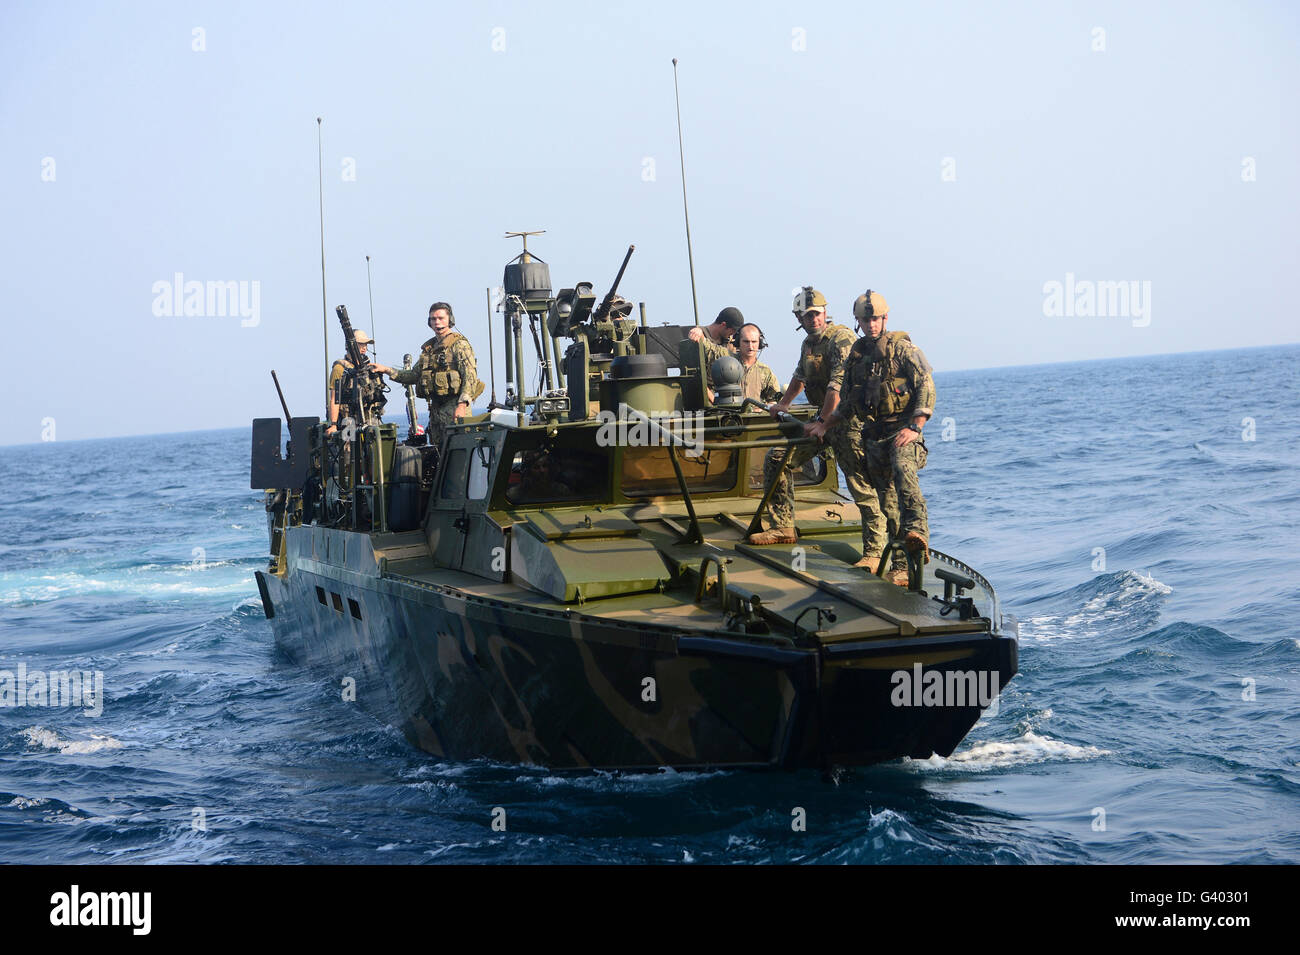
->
[
  {"left": 799, "top": 322, "right": 855, "bottom": 408},
  {"left": 417, "top": 332, "right": 466, "bottom": 401},
  {"left": 333, "top": 360, "right": 387, "bottom": 422},
  {"left": 861, "top": 331, "right": 914, "bottom": 420}
]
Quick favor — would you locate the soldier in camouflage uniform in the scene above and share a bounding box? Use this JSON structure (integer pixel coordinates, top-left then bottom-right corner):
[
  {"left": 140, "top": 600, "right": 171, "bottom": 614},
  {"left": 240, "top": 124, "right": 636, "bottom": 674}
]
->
[
  {"left": 749, "top": 288, "right": 885, "bottom": 558},
  {"left": 829, "top": 290, "right": 934, "bottom": 582},
  {"left": 688, "top": 306, "right": 744, "bottom": 398},
  {"left": 373, "top": 302, "right": 482, "bottom": 453},
  {"left": 326, "top": 330, "right": 386, "bottom": 435},
  {"left": 735, "top": 323, "right": 782, "bottom": 402}
]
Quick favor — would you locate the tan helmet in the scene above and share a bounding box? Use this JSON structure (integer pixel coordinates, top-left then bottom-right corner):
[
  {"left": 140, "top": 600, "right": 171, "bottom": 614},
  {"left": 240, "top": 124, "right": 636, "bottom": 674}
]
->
[
  {"left": 792, "top": 286, "right": 827, "bottom": 316},
  {"left": 852, "top": 290, "right": 889, "bottom": 322},
  {"left": 354, "top": 330, "right": 374, "bottom": 345}
]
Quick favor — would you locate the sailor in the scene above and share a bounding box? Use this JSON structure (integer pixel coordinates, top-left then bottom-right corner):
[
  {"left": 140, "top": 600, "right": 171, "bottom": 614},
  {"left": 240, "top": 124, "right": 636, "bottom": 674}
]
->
[
  {"left": 826, "top": 290, "right": 934, "bottom": 579},
  {"left": 749, "top": 287, "right": 883, "bottom": 555},
  {"left": 372, "top": 302, "right": 482, "bottom": 452},
  {"left": 326, "top": 330, "right": 386, "bottom": 436},
  {"left": 688, "top": 306, "right": 745, "bottom": 362},
  {"left": 688, "top": 306, "right": 745, "bottom": 397},
  {"left": 734, "top": 322, "right": 782, "bottom": 402}
]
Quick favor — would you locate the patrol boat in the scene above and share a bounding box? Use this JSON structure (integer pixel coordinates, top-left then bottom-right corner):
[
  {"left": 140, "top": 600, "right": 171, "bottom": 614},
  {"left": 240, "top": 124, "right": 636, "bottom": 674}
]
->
[{"left": 250, "top": 242, "right": 1017, "bottom": 770}]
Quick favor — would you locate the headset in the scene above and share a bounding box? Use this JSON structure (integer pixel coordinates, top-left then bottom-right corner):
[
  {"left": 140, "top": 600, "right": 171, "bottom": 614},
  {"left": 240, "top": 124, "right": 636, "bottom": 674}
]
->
[
  {"left": 427, "top": 301, "right": 455, "bottom": 328},
  {"left": 732, "top": 322, "right": 769, "bottom": 351}
]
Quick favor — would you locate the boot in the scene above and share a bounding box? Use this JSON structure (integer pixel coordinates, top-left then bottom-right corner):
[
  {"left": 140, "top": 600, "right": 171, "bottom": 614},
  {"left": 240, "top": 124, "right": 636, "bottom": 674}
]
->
[
  {"left": 888, "top": 567, "right": 911, "bottom": 588},
  {"left": 854, "top": 553, "right": 883, "bottom": 571},
  {"left": 904, "top": 531, "right": 928, "bottom": 555},
  {"left": 748, "top": 527, "right": 797, "bottom": 545}
]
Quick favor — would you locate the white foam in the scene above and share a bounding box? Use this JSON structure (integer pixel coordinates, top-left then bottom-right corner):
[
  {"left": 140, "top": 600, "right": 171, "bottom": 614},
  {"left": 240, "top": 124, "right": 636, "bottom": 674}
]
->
[
  {"left": 907, "top": 730, "right": 1108, "bottom": 772},
  {"left": 1022, "top": 570, "right": 1171, "bottom": 643},
  {"left": 519, "top": 766, "right": 725, "bottom": 791},
  {"left": 0, "top": 567, "right": 256, "bottom": 605},
  {"left": 21, "top": 726, "right": 125, "bottom": 755},
  {"left": 867, "top": 808, "right": 915, "bottom": 842},
  {"left": 6, "top": 796, "right": 50, "bottom": 809}
]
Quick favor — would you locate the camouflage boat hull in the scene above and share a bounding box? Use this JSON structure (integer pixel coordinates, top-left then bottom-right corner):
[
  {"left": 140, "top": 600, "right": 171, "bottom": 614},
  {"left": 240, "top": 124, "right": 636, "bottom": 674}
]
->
[{"left": 255, "top": 527, "right": 1016, "bottom": 770}]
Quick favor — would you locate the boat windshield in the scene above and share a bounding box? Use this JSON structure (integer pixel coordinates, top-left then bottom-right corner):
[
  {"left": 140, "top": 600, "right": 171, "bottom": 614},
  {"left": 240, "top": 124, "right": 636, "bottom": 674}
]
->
[
  {"left": 505, "top": 447, "right": 608, "bottom": 505},
  {"left": 621, "top": 446, "right": 737, "bottom": 497}
]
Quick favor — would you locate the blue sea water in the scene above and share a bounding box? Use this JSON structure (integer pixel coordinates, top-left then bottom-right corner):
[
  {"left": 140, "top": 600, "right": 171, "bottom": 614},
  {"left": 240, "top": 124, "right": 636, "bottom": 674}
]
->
[{"left": 2, "top": 345, "right": 1298, "bottom": 864}]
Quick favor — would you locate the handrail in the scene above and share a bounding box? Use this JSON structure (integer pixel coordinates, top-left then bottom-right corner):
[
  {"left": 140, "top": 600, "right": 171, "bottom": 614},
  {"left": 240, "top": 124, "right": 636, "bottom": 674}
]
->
[{"left": 695, "top": 554, "right": 728, "bottom": 606}]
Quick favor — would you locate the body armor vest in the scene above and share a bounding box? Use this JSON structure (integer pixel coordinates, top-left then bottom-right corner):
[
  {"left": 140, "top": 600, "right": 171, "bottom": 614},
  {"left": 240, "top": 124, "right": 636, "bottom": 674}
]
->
[
  {"left": 800, "top": 322, "right": 855, "bottom": 409},
  {"left": 861, "top": 331, "right": 914, "bottom": 420},
  {"left": 418, "top": 332, "right": 465, "bottom": 401}
]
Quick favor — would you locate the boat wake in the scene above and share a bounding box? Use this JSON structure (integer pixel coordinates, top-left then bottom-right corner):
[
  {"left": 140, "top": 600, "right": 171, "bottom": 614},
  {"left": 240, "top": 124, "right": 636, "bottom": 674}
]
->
[{"left": 906, "top": 730, "right": 1109, "bottom": 772}]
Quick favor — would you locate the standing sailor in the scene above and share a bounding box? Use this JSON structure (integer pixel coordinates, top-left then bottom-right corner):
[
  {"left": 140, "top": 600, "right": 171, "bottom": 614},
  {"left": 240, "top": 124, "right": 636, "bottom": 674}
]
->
[
  {"left": 688, "top": 306, "right": 745, "bottom": 398},
  {"left": 750, "top": 287, "right": 883, "bottom": 557},
  {"left": 735, "top": 322, "right": 781, "bottom": 402},
  {"left": 372, "top": 302, "right": 481, "bottom": 453},
  {"left": 326, "top": 329, "right": 386, "bottom": 435},
  {"left": 830, "top": 290, "right": 934, "bottom": 577}
]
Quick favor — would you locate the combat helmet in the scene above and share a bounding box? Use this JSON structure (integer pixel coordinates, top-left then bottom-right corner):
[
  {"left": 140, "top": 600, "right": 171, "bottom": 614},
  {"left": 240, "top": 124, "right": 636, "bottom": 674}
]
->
[
  {"left": 792, "top": 286, "right": 827, "bottom": 316},
  {"left": 852, "top": 290, "right": 889, "bottom": 322}
]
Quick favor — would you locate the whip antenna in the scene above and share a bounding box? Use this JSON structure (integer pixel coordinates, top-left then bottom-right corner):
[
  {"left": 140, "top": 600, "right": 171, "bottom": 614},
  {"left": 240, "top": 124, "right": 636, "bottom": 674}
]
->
[
  {"left": 485, "top": 287, "right": 497, "bottom": 406},
  {"left": 672, "top": 58, "right": 700, "bottom": 326},
  {"left": 316, "top": 117, "right": 330, "bottom": 414},
  {"left": 366, "top": 254, "right": 377, "bottom": 356}
]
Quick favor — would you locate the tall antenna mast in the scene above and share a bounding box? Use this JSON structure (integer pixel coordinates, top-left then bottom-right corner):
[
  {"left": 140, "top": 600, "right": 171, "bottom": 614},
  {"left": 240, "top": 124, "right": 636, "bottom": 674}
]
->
[
  {"left": 365, "top": 254, "right": 377, "bottom": 353},
  {"left": 485, "top": 287, "right": 497, "bottom": 406},
  {"left": 316, "top": 117, "right": 330, "bottom": 413},
  {"left": 671, "top": 58, "right": 701, "bottom": 326}
]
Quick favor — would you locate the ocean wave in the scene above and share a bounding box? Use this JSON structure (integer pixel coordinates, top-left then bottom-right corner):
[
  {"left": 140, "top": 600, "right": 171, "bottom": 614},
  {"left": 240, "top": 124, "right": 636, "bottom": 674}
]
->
[
  {"left": 21, "top": 726, "right": 125, "bottom": 755},
  {"left": 1020, "top": 570, "right": 1171, "bottom": 643},
  {"left": 518, "top": 766, "right": 731, "bottom": 791},
  {"left": 0, "top": 566, "right": 257, "bottom": 606},
  {"left": 907, "top": 730, "right": 1109, "bottom": 772}
]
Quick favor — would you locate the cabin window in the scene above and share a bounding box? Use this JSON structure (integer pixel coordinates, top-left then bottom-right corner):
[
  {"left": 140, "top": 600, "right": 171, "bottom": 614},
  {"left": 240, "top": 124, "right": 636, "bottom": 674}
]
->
[
  {"left": 622, "top": 446, "right": 737, "bottom": 497},
  {"left": 467, "top": 445, "right": 494, "bottom": 500},
  {"left": 505, "top": 447, "right": 608, "bottom": 505},
  {"left": 748, "top": 451, "right": 826, "bottom": 490},
  {"left": 795, "top": 455, "right": 827, "bottom": 486},
  {"left": 440, "top": 448, "right": 470, "bottom": 499}
]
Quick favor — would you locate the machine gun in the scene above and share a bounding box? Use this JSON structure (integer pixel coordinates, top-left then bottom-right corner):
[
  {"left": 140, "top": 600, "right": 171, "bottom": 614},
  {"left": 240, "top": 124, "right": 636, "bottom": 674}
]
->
[
  {"left": 331, "top": 304, "right": 391, "bottom": 532},
  {"left": 591, "top": 244, "right": 635, "bottom": 324},
  {"left": 334, "top": 304, "right": 386, "bottom": 427},
  {"left": 401, "top": 353, "right": 425, "bottom": 445}
]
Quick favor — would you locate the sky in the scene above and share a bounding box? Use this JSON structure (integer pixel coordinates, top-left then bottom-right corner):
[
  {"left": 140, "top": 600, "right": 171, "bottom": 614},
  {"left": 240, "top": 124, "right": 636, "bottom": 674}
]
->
[{"left": 2, "top": 0, "right": 1297, "bottom": 445}]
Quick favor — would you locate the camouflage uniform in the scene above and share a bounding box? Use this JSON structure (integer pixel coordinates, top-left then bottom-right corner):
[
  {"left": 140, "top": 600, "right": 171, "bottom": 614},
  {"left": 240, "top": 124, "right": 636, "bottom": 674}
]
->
[
  {"left": 844, "top": 330, "right": 935, "bottom": 548},
  {"left": 390, "top": 331, "right": 480, "bottom": 451},
  {"left": 329, "top": 358, "right": 387, "bottom": 427},
  {"left": 739, "top": 360, "right": 781, "bottom": 403},
  {"left": 761, "top": 322, "right": 884, "bottom": 551},
  {"left": 699, "top": 336, "right": 734, "bottom": 366},
  {"left": 700, "top": 335, "right": 739, "bottom": 393}
]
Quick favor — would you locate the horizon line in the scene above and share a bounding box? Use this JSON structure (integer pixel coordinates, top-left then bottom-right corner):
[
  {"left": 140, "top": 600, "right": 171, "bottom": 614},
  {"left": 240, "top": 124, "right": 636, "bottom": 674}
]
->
[{"left": 5, "top": 340, "right": 1296, "bottom": 449}]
